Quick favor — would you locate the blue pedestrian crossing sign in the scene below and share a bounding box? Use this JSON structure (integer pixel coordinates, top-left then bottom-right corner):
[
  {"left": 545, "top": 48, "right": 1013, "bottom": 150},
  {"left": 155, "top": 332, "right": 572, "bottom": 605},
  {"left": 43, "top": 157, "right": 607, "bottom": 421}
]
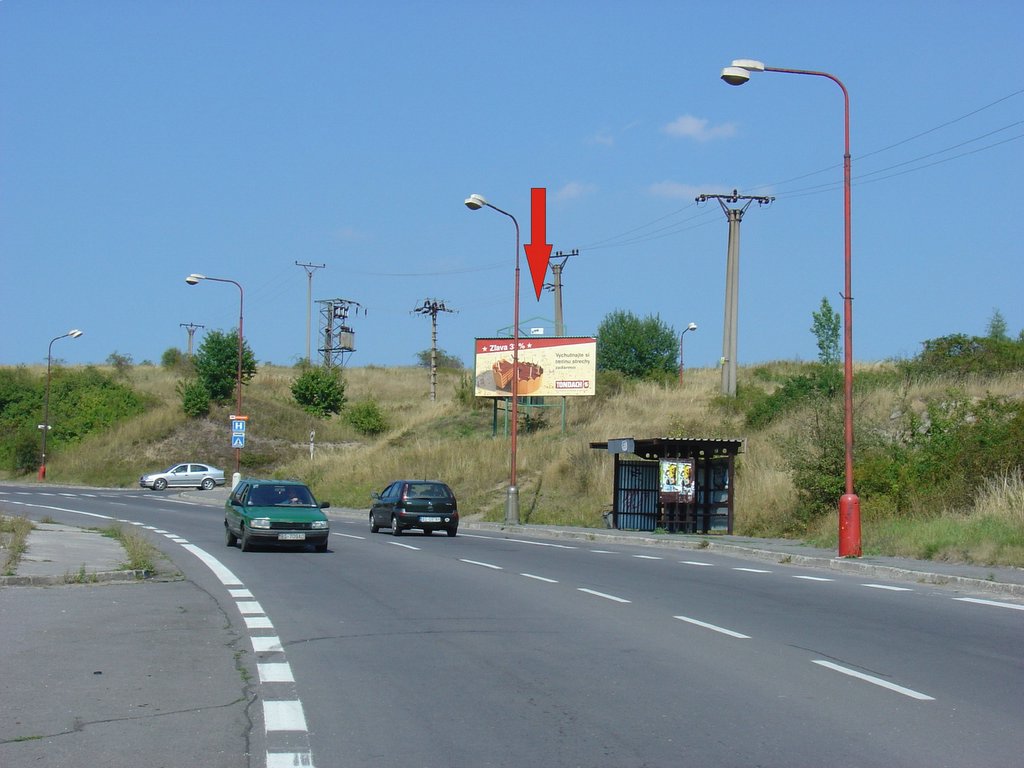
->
[{"left": 231, "top": 434, "right": 245, "bottom": 448}]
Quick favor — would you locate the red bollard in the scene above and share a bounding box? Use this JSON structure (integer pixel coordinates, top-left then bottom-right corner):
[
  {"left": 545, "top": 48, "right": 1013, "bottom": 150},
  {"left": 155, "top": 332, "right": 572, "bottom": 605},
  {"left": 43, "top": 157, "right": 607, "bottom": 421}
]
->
[{"left": 838, "top": 493, "right": 861, "bottom": 557}]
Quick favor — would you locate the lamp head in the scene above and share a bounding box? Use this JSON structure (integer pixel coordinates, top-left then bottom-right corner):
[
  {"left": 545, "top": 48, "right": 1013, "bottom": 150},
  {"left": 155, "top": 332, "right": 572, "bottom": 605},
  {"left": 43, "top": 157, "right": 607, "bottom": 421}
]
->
[
  {"left": 68, "top": 329, "right": 83, "bottom": 338},
  {"left": 720, "top": 66, "right": 751, "bottom": 86},
  {"left": 721, "top": 59, "right": 765, "bottom": 86},
  {"left": 185, "top": 273, "right": 205, "bottom": 285},
  {"left": 464, "top": 194, "right": 487, "bottom": 210},
  {"left": 687, "top": 322, "right": 698, "bottom": 331}
]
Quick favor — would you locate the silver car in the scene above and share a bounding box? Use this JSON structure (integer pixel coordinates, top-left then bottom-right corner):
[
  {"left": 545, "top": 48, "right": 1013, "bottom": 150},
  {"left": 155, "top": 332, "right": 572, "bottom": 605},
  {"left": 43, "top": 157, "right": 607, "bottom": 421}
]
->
[{"left": 140, "top": 462, "right": 225, "bottom": 491}]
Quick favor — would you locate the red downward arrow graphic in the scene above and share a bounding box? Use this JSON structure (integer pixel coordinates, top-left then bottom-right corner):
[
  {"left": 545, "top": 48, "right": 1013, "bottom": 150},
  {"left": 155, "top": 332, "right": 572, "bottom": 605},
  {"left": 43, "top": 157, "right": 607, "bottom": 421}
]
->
[{"left": 523, "top": 187, "right": 552, "bottom": 301}]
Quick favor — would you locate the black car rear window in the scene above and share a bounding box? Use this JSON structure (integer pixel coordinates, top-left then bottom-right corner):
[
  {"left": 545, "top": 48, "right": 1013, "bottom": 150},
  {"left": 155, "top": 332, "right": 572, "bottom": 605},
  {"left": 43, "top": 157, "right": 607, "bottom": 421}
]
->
[{"left": 405, "top": 483, "right": 452, "bottom": 499}]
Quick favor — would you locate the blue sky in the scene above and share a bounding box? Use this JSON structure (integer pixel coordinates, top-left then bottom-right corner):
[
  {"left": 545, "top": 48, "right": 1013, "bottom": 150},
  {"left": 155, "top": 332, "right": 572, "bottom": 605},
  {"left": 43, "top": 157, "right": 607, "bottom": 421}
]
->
[{"left": 3, "top": 1, "right": 1022, "bottom": 372}]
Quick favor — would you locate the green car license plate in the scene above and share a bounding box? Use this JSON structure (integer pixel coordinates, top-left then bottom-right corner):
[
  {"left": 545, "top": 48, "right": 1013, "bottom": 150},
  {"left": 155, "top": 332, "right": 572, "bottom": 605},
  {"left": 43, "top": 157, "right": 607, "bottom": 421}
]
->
[
  {"left": 421, "top": 516, "right": 441, "bottom": 523},
  {"left": 278, "top": 532, "right": 306, "bottom": 541}
]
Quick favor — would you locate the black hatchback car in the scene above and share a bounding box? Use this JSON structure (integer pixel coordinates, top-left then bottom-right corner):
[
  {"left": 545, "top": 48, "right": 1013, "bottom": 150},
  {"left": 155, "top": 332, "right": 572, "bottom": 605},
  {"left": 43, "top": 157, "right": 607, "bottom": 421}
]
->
[{"left": 370, "top": 480, "right": 458, "bottom": 537}]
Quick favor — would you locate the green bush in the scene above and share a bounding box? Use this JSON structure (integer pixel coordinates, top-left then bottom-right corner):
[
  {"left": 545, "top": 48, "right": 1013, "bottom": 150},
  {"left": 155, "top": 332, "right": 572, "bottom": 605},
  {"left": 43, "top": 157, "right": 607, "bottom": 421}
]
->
[
  {"left": 345, "top": 399, "right": 388, "bottom": 436},
  {"left": 178, "top": 379, "right": 211, "bottom": 418},
  {"left": 291, "top": 367, "right": 346, "bottom": 417}
]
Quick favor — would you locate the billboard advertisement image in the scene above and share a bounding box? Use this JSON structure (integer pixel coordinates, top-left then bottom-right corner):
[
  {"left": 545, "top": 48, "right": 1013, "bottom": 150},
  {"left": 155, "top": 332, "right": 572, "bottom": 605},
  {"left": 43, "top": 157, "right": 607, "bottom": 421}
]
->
[{"left": 474, "top": 336, "right": 597, "bottom": 397}]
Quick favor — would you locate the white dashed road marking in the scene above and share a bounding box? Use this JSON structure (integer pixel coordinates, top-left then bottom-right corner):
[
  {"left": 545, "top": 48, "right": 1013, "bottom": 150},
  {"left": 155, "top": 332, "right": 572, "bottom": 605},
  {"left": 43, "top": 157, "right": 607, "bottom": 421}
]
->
[
  {"left": 674, "top": 615, "right": 751, "bottom": 639},
  {"left": 812, "top": 660, "right": 934, "bottom": 700}
]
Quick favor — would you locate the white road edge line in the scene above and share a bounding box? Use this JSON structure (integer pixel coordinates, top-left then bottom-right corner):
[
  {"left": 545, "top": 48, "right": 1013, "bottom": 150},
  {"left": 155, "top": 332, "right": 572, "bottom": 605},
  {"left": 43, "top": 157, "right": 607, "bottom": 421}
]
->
[
  {"left": 812, "top": 660, "right": 934, "bottom": 700},
  {"left": 674, "top": 615, "right": 750, "bottom": 638}
]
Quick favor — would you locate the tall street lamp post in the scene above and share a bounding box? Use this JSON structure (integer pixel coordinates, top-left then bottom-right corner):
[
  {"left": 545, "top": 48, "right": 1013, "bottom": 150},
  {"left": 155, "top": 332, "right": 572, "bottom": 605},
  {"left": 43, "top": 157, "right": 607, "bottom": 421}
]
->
[
  {"left": 464, "top": 193, "right": 521, "bottom": 526},
  {"left": 186, "top": 273, "right": 245, "bottom": 481},
  {"left": 678, "top": 322, "right": 698, "bottom": 386},
  {"left": 721, "top": 58, "right": 860, "bottom": 556},
  {"left": 38, "top": 329, "right": 84, "bottom": 480}
]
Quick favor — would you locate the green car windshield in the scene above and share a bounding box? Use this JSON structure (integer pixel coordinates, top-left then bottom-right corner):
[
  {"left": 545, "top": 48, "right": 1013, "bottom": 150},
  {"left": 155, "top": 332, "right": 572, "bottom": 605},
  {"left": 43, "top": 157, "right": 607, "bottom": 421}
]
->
[{"left": 248, "top": 484, "right": 316, "bottom": 507}]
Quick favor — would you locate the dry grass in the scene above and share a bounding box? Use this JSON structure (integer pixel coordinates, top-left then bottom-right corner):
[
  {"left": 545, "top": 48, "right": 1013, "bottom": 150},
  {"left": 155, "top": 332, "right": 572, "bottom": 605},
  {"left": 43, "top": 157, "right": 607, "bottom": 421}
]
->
[{"left": 11, "top": 360, "right": 1024, "bottom": 565}]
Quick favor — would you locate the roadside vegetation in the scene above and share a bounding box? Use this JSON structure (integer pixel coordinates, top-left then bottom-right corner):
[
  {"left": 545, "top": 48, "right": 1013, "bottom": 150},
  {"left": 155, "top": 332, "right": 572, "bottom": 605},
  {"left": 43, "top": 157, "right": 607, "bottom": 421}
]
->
[
  {"left": 2, "top": 309, "right": 1023, "bottom": 567},
  {"left": 1, "top": 515, "right": 34, "bottom": 576}
]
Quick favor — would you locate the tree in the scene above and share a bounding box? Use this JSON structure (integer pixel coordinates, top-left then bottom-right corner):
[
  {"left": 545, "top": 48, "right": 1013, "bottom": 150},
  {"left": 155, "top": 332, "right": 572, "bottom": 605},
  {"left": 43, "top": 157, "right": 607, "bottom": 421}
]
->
[
  {"left": 596, "top": 310, "right": 677, "bottom": 379},
  {"left": 292, "top": 367, "right": 346, "bottom": 417},
  {"left": 192, "top": 330, "right": 257, "bottom": 404},
  {"left": 162, "top": 347, "right": 183, "bottom": 368},
  {"left": 986, "top": 309, "right": 1009, "bottom": 341},
  {"left": 415, "top": 348, "right": 464, "bottom": 369},
  {"left": 810, "top": 297, "right": 841, "bottom": 366}
]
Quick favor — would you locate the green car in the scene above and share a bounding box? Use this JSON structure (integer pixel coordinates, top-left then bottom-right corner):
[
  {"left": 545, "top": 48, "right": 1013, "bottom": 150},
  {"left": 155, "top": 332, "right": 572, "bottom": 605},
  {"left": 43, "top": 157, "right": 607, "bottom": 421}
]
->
[{"left": 225, "top": 478, "right": 331, "bottom": 552}]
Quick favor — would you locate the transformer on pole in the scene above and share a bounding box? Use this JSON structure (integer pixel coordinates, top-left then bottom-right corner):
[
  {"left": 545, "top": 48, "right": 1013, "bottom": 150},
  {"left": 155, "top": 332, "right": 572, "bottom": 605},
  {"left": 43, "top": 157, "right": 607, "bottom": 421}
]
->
[{"left": 317, "top": 298, "right": 364, "bottom": 368}]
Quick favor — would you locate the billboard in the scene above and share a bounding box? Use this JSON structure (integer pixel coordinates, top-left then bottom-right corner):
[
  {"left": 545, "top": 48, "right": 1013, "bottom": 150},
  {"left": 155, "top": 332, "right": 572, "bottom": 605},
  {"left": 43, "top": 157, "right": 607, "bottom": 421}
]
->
[{"left": 474, "top": 336, "right": 596, "bottom": 397}]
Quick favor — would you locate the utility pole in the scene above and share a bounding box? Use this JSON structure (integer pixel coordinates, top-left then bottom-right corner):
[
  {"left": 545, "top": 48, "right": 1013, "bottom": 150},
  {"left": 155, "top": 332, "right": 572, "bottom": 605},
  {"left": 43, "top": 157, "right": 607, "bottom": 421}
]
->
[
  {"left": 179, "top": 322, "right": 205, "bottom": 357},
  {"left": 295, "top": 261, "right": 326, "bottom": 364},
  {"left": 413, "top": 298, "right": 456, "bottom": 401},
  {"left": 318, "top": 298, "right": 363, "bottom": 368},
  {"left": 696, "top": 190, "right": 773, "bottom": 397},
  {"left": 545, "top": 249, "right": 577, "bottom": 336}
]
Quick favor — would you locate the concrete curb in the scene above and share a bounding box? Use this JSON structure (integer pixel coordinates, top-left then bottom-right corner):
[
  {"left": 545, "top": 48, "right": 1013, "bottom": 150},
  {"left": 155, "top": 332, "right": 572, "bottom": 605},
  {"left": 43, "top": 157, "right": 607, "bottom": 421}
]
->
[{"left": 0, "top": 568, "right": 153, "bottom": 588}]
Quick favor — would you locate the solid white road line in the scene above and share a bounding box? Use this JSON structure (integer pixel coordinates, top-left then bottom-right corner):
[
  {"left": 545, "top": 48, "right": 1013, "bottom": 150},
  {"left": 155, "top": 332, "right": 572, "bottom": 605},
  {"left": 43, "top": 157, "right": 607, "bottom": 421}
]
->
[
  {"left": 674, "top": 615, "right": 751, "bottom": 639},
  {"left": 812, "top": 660, "right": 934, "bottom": 700}
]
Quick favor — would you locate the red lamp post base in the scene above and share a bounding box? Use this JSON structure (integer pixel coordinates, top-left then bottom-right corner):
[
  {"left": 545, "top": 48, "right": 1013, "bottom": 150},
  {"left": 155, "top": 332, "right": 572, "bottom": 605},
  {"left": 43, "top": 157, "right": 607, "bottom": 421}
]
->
[{"left": 839, "top": 493, "right": 861, "bottom": 557}]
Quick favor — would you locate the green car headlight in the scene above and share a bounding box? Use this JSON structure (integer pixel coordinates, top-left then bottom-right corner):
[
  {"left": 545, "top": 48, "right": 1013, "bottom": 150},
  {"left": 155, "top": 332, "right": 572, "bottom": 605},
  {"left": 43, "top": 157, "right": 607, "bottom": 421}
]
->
[
  {"left": 310, "top": 519, "right": 328, "bottom": 529},
  {"left": 250, "top": 518, "right": 272, "bottom": 529}
]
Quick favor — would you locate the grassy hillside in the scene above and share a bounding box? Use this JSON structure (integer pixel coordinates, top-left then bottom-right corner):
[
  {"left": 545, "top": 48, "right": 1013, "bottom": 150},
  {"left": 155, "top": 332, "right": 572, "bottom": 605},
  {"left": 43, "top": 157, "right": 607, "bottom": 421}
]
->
[{"left": 7, "top": 361, "right": 1024, "bottom": 567}]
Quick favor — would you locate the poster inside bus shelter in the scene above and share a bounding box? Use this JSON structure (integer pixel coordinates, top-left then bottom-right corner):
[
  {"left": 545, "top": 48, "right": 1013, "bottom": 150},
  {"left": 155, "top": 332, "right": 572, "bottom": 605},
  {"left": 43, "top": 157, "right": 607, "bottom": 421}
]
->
[{"left": 660, "top": 458, "right": 695, "bottom": 504}]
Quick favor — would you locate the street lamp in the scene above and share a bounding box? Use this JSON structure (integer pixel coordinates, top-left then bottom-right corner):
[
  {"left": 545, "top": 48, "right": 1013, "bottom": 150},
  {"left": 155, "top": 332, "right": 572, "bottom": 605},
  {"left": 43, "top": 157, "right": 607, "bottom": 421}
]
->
[
  {"left": 186, "top": 273, "right": 245, "bottom": 481},
  {"left": 721, "top": 58, "right": 860, "bottom": 557},
  {"left": 38, "top": 329, "right": 83, "bottom": 480},
  {"left": 464, "top": 193, "right": 522, "bottom": 526},
  {"left": 678, "top": 322, "right": 698, "bottom": 386}
]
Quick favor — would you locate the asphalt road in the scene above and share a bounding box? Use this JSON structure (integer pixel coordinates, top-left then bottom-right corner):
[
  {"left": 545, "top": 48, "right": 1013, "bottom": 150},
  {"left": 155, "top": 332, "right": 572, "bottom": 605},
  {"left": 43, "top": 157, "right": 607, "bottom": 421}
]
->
[{"left": 3, "top": 484, "right": 1023, "bottom": 767}]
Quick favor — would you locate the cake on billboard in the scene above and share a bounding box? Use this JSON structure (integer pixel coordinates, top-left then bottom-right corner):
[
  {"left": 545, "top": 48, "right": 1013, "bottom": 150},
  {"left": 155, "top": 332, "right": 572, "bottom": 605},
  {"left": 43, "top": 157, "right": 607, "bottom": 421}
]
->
[{"left": 474, "top": 337, "right": 596, "bottom": 397}]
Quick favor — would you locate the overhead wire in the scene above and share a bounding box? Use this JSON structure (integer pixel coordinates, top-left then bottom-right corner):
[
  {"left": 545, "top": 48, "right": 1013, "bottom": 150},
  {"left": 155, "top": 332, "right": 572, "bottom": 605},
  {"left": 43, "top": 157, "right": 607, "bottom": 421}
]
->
[{"left": 577, "top": 87, "right": 1023, "bottom": 251}]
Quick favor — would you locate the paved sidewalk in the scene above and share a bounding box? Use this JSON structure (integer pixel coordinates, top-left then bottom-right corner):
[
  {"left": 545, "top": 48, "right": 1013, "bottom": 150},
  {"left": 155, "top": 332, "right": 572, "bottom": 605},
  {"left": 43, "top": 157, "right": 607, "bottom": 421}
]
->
[{"left": 3, "top": 522, "right": 147, "bottom": 586}]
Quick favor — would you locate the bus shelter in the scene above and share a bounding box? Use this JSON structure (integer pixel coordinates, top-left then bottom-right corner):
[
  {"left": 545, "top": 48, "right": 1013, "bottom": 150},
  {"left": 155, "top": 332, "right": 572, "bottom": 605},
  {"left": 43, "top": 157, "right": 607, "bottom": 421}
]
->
[{"left": 589, "top": 437, "right": 744, "bottom": 534}]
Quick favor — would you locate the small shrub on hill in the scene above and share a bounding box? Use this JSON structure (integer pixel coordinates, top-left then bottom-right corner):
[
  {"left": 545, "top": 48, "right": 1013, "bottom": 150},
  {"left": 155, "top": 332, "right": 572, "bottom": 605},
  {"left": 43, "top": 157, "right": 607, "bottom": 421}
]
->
[
  {"left": 291, "top": 367, "right": 346, "bottom": 417},
  {"left": 346, "top": 399, "right": 388, "bottom": 435},
  {"left": 178, "top": 379, "right": 211, "bottom": 418}
]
